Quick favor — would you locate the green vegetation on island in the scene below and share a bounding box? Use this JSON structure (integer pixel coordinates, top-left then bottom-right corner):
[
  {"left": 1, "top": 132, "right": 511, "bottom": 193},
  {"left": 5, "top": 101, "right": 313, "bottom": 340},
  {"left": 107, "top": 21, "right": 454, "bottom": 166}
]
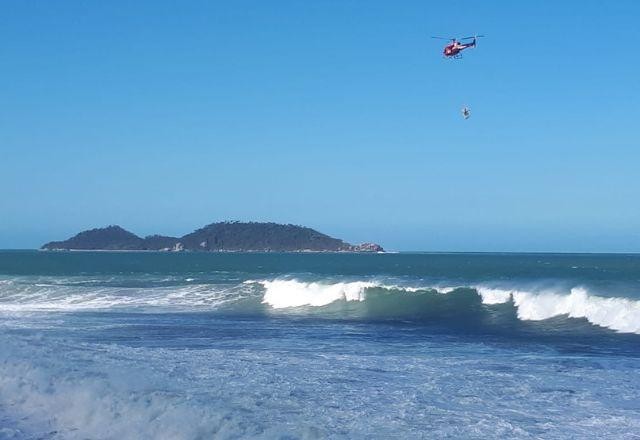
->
[{"left": 42, "top": 222, "right": 384, "bottom": 252}]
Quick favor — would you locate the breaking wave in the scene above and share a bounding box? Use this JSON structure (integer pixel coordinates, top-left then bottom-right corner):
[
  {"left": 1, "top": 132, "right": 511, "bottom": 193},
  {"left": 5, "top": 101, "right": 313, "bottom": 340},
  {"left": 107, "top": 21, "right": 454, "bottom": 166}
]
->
[
  {"left": 1, "top": 276, "right": 640, "bottom": 335},
  {"left": 254, "top": 279, "right": 640, "bottom": 334},
  {"left": 259, "top": 279, "right": 375, "bottom": 308}
]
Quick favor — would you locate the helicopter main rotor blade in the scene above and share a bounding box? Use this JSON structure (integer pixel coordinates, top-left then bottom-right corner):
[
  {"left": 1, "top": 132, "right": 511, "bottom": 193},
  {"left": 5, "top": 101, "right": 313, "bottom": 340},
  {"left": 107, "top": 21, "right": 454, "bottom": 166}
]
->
[
  {"left": 431, "top": 36, "right": 455, "bottom": 41},
  {"left": 461, "top": 35, "right": 485, "bottom": 40}
]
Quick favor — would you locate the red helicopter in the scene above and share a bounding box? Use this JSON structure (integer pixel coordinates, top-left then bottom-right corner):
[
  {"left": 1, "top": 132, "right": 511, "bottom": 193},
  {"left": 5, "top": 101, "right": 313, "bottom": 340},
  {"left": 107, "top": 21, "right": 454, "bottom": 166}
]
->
[{"left": 432, "top": 35, "right": 484, "bottom": 58}]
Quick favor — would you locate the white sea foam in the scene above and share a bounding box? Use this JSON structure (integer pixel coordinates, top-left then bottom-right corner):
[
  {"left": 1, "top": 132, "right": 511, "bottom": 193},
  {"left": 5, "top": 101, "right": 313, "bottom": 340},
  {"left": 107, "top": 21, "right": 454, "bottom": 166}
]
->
[
  {"left": 511, "top": 287, "right": 640, "bottom": 333},
  {"left": 0, "top": 282, "right": 244, "bottom": 313},
  {"left": 390, "top": 285, "right": 456, "bottom": 294},
  {"left": 260, "top": 280, "right": 374, "bottom": 308},
  {"left": 258, "top": 279, "right": 460, "bottom": 309},
  {"left": 0, "top": 342, "right": 239, "bottom": 439},
  {"left": 477, "top": 286, "right": 640, "bottom": 334},
  {"left": 476, "top": 287, "right": 516, "bottom": 305}
]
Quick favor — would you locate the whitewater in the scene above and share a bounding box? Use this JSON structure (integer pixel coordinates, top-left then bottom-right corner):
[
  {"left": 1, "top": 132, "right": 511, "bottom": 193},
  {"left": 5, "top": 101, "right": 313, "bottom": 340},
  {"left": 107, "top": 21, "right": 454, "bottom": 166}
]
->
[{"left": 1, "top": 251, "right": 639, "bottom": 439}]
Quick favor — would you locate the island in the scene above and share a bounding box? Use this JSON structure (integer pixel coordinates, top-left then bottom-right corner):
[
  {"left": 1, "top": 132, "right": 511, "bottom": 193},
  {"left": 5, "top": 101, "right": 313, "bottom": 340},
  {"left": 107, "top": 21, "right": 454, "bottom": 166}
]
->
[{"left": 41, "top": 222, "right": 384, "bottom": 253}]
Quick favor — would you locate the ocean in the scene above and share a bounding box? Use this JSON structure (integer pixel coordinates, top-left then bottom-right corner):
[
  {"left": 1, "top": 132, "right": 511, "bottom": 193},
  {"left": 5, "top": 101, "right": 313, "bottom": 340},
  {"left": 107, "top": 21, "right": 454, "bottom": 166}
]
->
[{"left": 0, "top": 251, "right": 639, "bottom": 439}]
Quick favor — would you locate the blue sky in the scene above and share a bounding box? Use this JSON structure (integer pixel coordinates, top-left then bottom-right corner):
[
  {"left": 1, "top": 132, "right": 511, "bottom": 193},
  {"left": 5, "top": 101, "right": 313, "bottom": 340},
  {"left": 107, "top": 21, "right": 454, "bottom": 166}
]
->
[{"left": 2, "top": 1, "right": 639, "bottom": 251}]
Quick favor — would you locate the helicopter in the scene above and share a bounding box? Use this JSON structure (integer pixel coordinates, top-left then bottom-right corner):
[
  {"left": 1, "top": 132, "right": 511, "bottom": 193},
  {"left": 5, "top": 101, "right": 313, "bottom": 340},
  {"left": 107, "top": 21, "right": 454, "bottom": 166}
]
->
[{"left": 432, "top": 35, "right": 484, "bottom": 58}]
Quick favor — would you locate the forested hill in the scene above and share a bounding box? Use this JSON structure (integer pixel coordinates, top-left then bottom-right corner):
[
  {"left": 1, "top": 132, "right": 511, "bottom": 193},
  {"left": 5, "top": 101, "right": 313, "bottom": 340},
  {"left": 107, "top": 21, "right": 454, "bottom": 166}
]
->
[{"left": 42, "top": 222, "right": 384, "bottom": 252}]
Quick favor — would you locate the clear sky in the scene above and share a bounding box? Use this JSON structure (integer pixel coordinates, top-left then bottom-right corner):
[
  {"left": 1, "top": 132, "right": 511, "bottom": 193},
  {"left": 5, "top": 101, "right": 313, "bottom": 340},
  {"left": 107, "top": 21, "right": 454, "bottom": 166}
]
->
[{"left": 2, "top": 1, "right": 639, "bottom": 251}]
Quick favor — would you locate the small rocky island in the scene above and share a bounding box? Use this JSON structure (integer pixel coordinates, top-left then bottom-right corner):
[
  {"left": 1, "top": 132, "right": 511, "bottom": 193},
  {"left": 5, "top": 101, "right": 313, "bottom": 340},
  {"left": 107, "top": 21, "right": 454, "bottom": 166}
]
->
[{"left": 42, "top": 222, "right": 384, "bottom": 253}]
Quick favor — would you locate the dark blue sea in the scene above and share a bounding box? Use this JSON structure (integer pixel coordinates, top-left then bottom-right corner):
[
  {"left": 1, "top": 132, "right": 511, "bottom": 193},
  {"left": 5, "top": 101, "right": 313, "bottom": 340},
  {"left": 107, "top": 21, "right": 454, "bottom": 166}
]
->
[{"left": 1, "top": 251, "right": 639, "bottom": 439}]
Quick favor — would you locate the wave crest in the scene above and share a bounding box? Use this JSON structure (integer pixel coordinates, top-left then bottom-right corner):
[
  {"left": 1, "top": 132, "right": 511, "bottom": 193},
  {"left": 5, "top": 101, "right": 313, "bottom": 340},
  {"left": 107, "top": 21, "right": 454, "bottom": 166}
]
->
[
  {"left": 259, "top": 280, "right": 374, "bottom": 308},
  {"left": 512, "top": 287, "right": 640, "bottom": 334},
  {"left": 2, "top": 276, "right": 640, "bottom": 335},
  {"left": 255, "top": 280, "right": 640, "bottom": 334}
]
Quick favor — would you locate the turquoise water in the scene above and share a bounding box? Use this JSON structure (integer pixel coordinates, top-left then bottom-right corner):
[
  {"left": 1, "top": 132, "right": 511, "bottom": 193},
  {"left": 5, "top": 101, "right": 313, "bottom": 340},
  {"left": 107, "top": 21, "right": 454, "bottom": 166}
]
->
[{"left": 1, "top": 251, "right": 639, "bottom": 439}]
